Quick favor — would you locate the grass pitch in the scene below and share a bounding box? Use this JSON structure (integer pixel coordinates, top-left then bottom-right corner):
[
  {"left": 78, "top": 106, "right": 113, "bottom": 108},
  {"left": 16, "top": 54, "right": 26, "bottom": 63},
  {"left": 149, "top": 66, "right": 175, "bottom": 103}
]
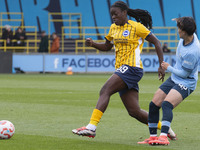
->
[{"left": 0, "top": 73, "right": 200, "bottom": 150}]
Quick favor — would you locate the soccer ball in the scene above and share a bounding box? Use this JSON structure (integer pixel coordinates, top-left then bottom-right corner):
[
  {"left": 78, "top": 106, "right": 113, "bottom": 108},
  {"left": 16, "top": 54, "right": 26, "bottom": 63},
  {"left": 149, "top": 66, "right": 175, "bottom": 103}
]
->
[
  {"left": 67, "top": 66, "right": 72, "bottom": 72},
  {"left": 0, "top": 120, "right": 15, "bottom": 139}
]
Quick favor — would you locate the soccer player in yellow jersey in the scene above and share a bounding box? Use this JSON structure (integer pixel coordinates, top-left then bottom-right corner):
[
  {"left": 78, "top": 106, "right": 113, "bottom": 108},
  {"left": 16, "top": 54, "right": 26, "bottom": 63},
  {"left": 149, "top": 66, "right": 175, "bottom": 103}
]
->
[{"left": 72, "top": 1, "right": 176, "bottom": 140}]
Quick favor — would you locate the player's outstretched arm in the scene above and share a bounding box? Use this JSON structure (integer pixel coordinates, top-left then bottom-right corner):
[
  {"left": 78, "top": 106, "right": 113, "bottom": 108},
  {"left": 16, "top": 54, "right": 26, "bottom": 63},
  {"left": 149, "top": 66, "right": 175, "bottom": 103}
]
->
[
  {"left": 162, "top": 61, "right": 190, "bottom": 78},
  {"left": 85, "top": 38, "right": 113, "bottom": 51},
  {"left": 146, "top": 33, "right": 165, "bottom": 81}
]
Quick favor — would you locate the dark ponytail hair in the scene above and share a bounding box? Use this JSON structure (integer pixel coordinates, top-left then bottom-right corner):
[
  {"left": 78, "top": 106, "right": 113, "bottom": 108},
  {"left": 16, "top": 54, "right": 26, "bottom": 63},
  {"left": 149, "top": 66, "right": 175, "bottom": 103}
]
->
[{"left": 111, "top": 1, "right": 152, "bottom": 29}]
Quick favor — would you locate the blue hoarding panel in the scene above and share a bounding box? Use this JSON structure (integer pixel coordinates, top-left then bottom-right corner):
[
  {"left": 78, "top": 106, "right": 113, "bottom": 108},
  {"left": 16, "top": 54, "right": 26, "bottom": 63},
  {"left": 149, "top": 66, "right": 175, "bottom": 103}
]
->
[
  {"left": 43, "top": 55, "right": 116, "bottom": 72},
  {"left": 87, "top": 55, "right": 115, "bottom": 72},
  {"left": 14, "top": 54, "right": 199, "bottom": 73},
  {"left": 44, "top": 55, "right": 86, "bottom": 72},
  {"left": 13, "top": 55, "right": 43, "bottom": 72},
  {"left": 142, "top": 54, "right": 176, "bottom": 72}
]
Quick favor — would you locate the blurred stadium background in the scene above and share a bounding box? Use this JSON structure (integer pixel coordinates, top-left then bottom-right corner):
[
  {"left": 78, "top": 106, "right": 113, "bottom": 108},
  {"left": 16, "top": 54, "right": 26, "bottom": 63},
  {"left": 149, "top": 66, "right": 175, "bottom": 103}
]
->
[{"left": 0, "top": 0, "right": 199, "bottom": 74}]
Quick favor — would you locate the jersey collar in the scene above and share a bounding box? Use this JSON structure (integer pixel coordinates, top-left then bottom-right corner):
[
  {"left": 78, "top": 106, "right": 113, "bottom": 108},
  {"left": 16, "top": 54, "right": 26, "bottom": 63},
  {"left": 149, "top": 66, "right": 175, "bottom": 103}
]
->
[{"left": 183, "top": 36, "right": 194, "bottom": 47}]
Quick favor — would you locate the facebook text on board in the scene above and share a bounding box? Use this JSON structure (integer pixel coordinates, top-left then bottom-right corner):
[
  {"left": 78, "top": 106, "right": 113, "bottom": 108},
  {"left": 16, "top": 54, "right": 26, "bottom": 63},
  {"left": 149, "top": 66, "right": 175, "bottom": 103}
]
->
[{"left": 61, "top": 58, "right": 115, "bottom": 68}]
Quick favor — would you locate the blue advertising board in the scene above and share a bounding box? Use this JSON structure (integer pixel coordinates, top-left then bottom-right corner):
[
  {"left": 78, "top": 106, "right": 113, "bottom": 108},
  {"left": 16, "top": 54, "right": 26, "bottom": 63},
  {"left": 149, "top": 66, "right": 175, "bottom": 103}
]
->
[
  {"left": 86, "top": 55, "right": 115, "bottom": 72},
  {"left": 13, "top": 54, "right": 179, "bottom": 73},
  {"left": 142, "top": 55, "right": 176, "bottom": 72},
  {"left": 13, "top": 54, "right": 43, "bottom": 72},
  {"left": 43, "top": 54, "right": 115, "bottom": 72},
  {"left": 44, "top": 55, "right": 86, "bottom": 72}
]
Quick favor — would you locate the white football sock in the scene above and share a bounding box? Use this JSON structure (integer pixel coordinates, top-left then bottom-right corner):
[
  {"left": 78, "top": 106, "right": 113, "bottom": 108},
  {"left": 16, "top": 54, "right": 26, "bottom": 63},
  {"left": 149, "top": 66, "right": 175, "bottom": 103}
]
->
[
  {"left": 160, "top": 133, "right": 167, "bottom": 136},
  {"left": 86, "top": 124, "right": 96, "bottom": 131},
  {"left": 168, "top": 127, "right": 176, "bottom": 136}
]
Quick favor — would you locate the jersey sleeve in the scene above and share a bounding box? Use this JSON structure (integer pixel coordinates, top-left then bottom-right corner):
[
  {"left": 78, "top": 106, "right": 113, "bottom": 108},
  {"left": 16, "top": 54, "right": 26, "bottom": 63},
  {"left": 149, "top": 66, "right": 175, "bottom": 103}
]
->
[
  {"left": 136, "top": 23, "right": 151, "bottom": 39},
  {"left": 182, "top": 53, "right": 197, "bottom": 72},
  {"left": 105, "top": 25, "right": 113, "bottom": 42},
  {"left": 167, "top": 66, "right": 190, "bottom": 78}
]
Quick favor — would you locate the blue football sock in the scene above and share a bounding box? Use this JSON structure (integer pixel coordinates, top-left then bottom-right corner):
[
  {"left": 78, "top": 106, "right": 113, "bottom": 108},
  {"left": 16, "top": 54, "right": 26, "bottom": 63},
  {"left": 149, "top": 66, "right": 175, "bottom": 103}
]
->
[
  {"left": 148, "top": 101, "right": 160, "bottom": 136},
  {"left": 161, "top": 101, "right": 174, "bottom": 135}
]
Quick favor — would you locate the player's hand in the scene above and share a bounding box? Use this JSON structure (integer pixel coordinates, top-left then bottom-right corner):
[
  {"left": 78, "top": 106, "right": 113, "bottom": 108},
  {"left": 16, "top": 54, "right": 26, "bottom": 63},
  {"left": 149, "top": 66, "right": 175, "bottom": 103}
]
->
[
  {"left": 161, "top": 61, "right": 170, "bottom": 70},
  {"left": 85, "top": 38, "right": 93, "bottom": 47},
  {"left": 158, "top": 66, "right": 165, "bottom": 82}
]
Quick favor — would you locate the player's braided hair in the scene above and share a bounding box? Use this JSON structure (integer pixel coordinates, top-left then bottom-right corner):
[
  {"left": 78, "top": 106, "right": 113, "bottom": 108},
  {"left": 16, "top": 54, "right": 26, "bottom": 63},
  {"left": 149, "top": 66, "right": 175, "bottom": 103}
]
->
[{"left": 111, "top": 1, "right": 152, "bottom": 29}]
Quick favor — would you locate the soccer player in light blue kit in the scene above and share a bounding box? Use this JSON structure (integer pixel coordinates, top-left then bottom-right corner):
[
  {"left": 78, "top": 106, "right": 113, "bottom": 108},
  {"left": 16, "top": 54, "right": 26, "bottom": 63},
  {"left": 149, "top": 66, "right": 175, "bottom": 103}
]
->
[{"left": 138, "top": 17, "right": 200, "bottom": 145}]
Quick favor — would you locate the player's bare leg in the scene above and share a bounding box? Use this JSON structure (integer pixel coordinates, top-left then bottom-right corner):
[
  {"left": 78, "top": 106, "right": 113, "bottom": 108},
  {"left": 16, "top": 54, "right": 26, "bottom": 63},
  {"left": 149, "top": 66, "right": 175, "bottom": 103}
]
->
[
  {"left": 120, "top": 89, "right": 148, "bottom": 124},
  {"left": 72, "top": 74, "right": 127, "bottom": 137}
]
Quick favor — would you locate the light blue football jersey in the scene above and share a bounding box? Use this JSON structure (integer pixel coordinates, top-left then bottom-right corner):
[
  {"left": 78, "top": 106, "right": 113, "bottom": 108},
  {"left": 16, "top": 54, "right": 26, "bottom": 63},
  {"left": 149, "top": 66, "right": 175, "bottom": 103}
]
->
[{"left": 171, "top": 33, "right": 200, "bottom": 90}]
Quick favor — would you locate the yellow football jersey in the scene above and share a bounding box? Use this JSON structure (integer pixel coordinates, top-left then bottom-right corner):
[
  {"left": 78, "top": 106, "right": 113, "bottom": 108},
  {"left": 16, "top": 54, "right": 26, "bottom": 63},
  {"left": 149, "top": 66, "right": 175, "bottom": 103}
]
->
[{"left": 105, "top": 20, "right": 151, "bottom": 69}]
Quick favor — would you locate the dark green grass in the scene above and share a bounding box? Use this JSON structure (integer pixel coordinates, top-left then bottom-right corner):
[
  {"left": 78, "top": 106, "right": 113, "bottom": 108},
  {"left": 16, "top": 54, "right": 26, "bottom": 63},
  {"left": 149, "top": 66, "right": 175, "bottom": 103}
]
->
[{"left": 0, "top": 73, "right": 199, "bottom": 150}]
